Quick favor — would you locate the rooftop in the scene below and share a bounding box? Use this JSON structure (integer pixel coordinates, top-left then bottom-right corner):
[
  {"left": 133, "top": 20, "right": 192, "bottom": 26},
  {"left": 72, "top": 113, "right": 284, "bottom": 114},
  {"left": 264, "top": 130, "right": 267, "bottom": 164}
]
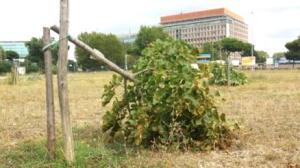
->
[{"left": 160, "top": 8, "right": 244, "bottom": 24}]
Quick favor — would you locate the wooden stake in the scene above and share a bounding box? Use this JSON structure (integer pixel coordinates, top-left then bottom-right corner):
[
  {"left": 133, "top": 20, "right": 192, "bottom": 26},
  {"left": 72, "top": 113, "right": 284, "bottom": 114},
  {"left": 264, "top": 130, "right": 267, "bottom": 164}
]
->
[
  {"left": 58, "top": 0, "right": 74, "bottom": 163},
  {"left": 10, "top": 64, "right": 18, "bottom": 85},
  {"left": 43, "top": 27, "right": 56, "bottom": 160},
  {"left": 227, "top": 56, "right": 231, "bottom": 86},
  {"left": 50, "top": 25, "right": 136, "bottom": 82}
]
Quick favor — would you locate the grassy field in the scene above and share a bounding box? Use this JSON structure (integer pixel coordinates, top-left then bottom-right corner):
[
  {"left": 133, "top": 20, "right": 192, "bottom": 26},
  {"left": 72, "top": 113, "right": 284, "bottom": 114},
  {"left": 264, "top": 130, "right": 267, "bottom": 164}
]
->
[{"left": 0, "top": 70, "right": 299, "bottom": 167}]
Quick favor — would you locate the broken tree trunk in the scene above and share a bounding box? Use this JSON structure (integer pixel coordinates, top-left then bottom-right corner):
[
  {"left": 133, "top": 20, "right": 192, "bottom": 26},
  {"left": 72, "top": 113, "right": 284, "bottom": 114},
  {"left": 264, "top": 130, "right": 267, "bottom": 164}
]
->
[
  {"left": 57, "top": 0, "right": 75, "bottom": 164},
  {"left": 42, "top": 27, "right": 56, "bottom": 160},
  {"left": 50, "top": 25, "right": 136, "bottom": 82}
]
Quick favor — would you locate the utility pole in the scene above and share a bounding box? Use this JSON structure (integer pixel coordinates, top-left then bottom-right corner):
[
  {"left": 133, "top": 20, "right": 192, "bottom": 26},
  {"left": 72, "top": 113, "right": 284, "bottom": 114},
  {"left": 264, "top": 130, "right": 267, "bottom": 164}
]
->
[
  {"left": 43, "top": 27, "right": 56, "bottom": 160},
  {"left": 58, "top": 0, "right": 75, "bottom": 164}
]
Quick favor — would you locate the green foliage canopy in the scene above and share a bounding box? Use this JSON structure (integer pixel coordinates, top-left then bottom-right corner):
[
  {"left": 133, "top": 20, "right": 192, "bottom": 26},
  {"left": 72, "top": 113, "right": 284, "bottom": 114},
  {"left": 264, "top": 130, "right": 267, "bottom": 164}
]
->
[
  {"left": 25, "top": 37, "right": 58, "bottom": 69},
  {"left": 76, "top": 32, "right": 125, "bottom": 71},
  {"left": 5, "top": 50, "right": 19, "bottom": 61},
  {"left": 285, "top": 36, "right": 300, "bottom": 61},
  {"left": 220, "top": 38, "right": 245, "bottom": 56},
  {"left": 256, "top": 50, "right": 269, "bottom": 63},
  {"left": 0, "top": 61, "right": 12, "bottom": 74},
  {"left": 201, "top": 38, "right": 255, "bottom": 60},
  {"left": 134, "top": 26, "right": 169, "bottom": 55}
]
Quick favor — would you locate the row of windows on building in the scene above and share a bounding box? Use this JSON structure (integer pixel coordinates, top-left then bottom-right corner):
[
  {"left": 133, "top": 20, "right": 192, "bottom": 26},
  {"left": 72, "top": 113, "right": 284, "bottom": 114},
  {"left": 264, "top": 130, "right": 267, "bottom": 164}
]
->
[
  {"left": 168, "top": 24, "right": 227, "bottom": 34},
  {"left": 183, "top": 36, "right": 227, "bottom": 43},
  {"left": 167, "top": 29, "right": 227, "bottom": 39},
  {"left": 232, "top": 20, "right": 248, "bottom": 30}
]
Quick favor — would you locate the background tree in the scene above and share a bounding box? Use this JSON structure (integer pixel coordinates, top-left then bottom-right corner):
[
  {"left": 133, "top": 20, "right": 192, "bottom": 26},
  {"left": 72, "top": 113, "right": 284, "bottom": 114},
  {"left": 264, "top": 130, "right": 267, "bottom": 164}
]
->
[
  {"left": 123, "top": 43, "right": 139, "bottom": 69},
  {"left": 202, "top": 41, "right": 221, "bottom": 60},
  {"left": 202, "top": 38, "right": 255, "bottom": 60},
  {"left": 219, "top": 38, "right": 246, "bottom": 86},
  {"left": 256, "top": 50, "right": 269, "bottom": 63},
  {"left": 134, "top": 26, "right": 169, "bottom": 55},
  {"left": 123, "top": 42, "right": 139, "bottom": 56},
  {"left": 285, "top": 37, "right": 300, "bottom": 67},
  {"left": 220, "top": 38, "right": 246, "bottom": 56},
  {"left": 240, "top": 42, "right": 257, "bottom": 57},
  {"left": 5, "top": 50, "right": 19, "bottom": 61},
  {"left": 0, "top": 61, "right": 12, "bottom": 74},
  {"left": 25, "top": 37, "right": 59, "bottom": 69},
  {"left": 273, "top": 52, "right": 285, "bottom": 61},
  {"left": 76, "top": 32, "right": 125, "bottom": 71},
  {"left": 0, "top": 46, "right": 6, "bottom": 61}
]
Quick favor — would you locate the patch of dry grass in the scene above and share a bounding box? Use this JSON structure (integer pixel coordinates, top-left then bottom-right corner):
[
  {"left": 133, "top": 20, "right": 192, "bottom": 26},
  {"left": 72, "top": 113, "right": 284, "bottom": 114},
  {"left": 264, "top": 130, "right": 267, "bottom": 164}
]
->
[{"left": 0, "top": 70, "right": 299, "bottom": 167}]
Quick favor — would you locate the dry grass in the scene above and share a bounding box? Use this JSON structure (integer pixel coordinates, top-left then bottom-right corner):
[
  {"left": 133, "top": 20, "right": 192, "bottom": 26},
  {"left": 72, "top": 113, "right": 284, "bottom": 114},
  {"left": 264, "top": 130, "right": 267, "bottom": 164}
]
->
[{"left": 0, "top": 70, "right": 299, "bottom": 167}]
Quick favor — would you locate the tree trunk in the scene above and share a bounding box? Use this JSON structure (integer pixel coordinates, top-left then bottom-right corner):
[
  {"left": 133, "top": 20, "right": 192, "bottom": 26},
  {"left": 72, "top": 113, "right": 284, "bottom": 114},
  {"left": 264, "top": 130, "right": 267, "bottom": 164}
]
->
[
  {"left": 43, "top": 27, "right": 56, "bottom": 160},
  {"left": 293, "top": 59, "right": 295, "bottom": 69},
  {"left": 58, "top": 0, "right": 75, "bottom": 164}
]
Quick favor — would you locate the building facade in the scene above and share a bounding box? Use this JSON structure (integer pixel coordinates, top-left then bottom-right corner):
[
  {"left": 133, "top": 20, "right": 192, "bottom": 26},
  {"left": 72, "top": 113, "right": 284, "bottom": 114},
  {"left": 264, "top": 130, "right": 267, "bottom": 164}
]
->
[
  {"left": 160, "top": 8, "right": 248, "bottom": 48},
  {"left": 0, "top": 41, "right": 28, "bottom": 58}
]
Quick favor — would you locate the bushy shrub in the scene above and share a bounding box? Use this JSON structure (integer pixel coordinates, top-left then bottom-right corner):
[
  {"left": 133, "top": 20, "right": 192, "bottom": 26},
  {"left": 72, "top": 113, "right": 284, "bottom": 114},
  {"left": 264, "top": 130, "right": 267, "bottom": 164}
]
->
[
  {"left": 201, "top": 63, "right": 247, "bottom": 86},
  {"left": 0, "top": 61, "right": 12, "bottom": 74},
  {"left": 102, "top": 40, "right": 237, "bottom": 150}
]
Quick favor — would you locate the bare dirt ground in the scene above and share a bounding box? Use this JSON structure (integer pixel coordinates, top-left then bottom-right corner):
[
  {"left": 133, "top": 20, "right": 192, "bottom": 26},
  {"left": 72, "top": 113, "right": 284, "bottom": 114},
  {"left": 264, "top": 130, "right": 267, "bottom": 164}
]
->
[{"left": 0, "top": 70, "right": 299, "bottom": 167}]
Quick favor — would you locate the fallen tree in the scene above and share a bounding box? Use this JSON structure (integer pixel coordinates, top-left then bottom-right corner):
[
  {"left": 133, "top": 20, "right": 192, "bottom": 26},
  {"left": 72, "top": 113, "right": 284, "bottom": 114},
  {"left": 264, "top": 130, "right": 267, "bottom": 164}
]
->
[{"left": 50, "top": 25, "right": 135, "bottom": 82}]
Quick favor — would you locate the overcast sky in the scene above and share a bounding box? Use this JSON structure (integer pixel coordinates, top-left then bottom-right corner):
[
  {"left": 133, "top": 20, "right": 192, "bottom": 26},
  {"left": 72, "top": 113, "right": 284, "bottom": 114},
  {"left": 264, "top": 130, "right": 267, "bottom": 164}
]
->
[{"left": 0, "top": 0, "right": 299, "bottom": 56}]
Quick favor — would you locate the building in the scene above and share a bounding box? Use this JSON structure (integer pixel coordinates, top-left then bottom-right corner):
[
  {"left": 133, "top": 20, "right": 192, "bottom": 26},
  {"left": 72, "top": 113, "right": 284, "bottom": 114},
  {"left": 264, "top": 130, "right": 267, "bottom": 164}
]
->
[
  {"left": 160, "top": 8, "right": 248, "bottom": 48},
  {"left": 0, "top": 41, "right": 29, "bottom": 58}
]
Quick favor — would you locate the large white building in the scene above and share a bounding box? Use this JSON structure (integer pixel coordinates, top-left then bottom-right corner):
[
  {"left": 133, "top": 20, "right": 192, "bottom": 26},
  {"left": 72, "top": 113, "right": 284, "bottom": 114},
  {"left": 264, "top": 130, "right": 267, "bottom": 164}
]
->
[{"left": 160, "top": 8, "right": 248, "bottom": 48}]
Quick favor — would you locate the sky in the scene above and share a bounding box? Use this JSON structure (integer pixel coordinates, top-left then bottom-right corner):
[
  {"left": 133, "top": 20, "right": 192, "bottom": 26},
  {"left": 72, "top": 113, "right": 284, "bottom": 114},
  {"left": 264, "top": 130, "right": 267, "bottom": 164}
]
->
[{"left": 0, "top": 0, "right": 299, "bottom": 56}]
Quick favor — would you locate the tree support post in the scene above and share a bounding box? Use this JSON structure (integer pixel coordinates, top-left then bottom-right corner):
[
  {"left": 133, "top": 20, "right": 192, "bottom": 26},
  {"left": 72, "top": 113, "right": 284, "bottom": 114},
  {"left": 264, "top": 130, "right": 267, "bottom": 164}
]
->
[
  {"left": 227, "top": 56, "right": 231, "bottom": 87},
  {"left": 43, "top": 27, "right": 56, "bottom": 160},
  {"left": 58, "top": 0, "right": 75, "bottom": 164}
]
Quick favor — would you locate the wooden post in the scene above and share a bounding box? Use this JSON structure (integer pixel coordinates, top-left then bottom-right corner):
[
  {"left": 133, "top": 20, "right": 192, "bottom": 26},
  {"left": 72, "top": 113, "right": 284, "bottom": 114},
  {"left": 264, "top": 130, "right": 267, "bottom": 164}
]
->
[
  {"left": 11, "top": 64, "right": 18, "bottom": 85},
  {"left": 50, "top": 25, "right": 136, "bottom": 82},
  {"left": 227, "top": 56, "right": 231, "bottom": 86},
  {"left": 43, "top": 27, "right": 56, "bottom": 160},
  {"left": 58, "top": 0, "right": 75, "bottom": 163}
]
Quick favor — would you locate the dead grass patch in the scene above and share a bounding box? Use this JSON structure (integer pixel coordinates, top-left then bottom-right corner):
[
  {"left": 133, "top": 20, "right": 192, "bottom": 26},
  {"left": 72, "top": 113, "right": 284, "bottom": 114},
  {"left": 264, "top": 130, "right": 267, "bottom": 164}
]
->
[{"left": 0, "top": 70, "right": 299, "bottom": 167}]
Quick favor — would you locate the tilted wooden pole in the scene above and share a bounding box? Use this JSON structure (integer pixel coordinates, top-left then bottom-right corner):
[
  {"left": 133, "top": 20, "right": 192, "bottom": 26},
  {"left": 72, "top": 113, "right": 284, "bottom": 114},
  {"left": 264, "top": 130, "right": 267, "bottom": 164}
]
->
[
  {"left": 58, "top": 0, "right": 75, "bottom": 163},
  {"left": 42, "top": 27, "right": 56, "bottom": 160},
  {"left": 50, "top": 25, "right": 136, "bottom": 82}
]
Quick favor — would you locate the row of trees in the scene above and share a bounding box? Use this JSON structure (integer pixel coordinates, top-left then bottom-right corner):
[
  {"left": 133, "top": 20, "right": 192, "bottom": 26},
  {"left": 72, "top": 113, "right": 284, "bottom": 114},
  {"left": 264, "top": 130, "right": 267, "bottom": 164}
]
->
[
  {"left": 201, "top": 38, "right": 269, "bottom": 63},
  {"left": 0, "top": 37, "right": 77, "bottom": 74},
  {"left": 76, "top": 28, "right": 300, "bottom": 68},
  {"left": 74, "top": 26, "right": 169, "bottom": 71},
  {"left": 202, "top": 36, "right": 300, "bottom": 65},
  {"left": 2, "top": 25, "right": 298, "bottom": 74},
  {"left": 268, "top": 37, "right": 300, "bottom": 65}
]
